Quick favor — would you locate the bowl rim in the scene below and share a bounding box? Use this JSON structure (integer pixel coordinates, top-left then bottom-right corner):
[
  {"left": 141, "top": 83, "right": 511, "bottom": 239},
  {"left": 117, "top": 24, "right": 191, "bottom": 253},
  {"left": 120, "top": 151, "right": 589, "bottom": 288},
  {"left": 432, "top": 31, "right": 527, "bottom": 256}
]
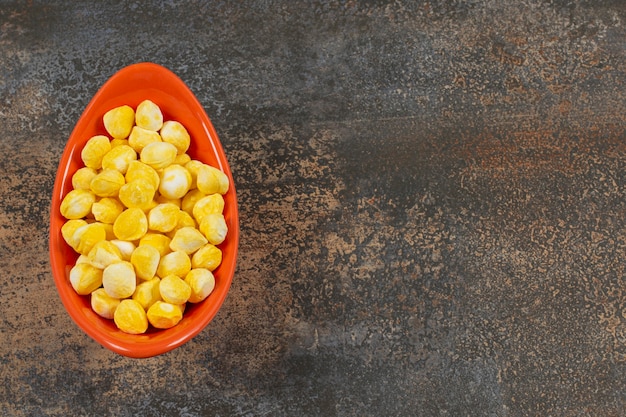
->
[{"left": 49, "top": 62, "right": 239, "bottom": 358}]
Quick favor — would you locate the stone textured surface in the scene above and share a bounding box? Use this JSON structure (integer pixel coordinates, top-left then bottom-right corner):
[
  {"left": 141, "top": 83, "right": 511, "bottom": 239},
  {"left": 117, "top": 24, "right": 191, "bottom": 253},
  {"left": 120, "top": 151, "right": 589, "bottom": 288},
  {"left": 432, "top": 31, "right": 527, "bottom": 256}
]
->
[{"left": 2, "top": 0, "right": 626, "bottom": 415}]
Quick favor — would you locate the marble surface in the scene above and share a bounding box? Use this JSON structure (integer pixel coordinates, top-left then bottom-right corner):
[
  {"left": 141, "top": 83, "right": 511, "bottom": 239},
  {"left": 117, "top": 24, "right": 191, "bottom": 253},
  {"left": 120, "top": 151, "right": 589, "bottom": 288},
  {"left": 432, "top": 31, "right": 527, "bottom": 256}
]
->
[{"left": 2, "top": 1, "right": 626, "bottom": 415}]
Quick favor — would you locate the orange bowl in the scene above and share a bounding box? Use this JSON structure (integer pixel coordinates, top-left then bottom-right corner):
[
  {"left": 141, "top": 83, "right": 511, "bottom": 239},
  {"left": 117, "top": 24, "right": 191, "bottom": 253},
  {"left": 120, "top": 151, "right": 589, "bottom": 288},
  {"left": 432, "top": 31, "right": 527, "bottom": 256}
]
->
[{"left": 49, "top": 62, "right": 239, "bottom": 358}]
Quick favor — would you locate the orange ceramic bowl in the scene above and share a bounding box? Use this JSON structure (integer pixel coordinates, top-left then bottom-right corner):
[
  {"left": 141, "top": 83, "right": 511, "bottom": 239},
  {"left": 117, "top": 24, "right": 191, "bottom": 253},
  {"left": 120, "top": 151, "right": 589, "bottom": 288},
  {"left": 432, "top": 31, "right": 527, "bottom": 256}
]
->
[{"left": 49, "top": 62, "right": 239, "bottom": 358}]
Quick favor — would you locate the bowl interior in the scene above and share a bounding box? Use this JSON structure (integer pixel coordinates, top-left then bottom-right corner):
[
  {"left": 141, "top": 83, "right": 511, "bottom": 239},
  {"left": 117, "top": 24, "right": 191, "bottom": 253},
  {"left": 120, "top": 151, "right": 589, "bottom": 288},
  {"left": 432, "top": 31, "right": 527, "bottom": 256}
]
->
[{"left": 49, "top": 62, "right": 239, "bottom": 358}]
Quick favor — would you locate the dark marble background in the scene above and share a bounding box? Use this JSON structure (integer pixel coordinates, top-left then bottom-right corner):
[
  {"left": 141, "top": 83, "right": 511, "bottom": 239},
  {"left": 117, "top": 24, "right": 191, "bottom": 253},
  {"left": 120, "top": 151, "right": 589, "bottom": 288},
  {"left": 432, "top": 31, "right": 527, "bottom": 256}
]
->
[{"left": 2, "top": 1, "right": 626, "bottom": 415}]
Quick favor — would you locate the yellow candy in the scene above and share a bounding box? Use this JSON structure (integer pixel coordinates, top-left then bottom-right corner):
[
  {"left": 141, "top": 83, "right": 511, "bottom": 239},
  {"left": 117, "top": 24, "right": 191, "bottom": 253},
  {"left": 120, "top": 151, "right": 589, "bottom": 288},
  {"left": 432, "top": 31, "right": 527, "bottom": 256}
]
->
[
  {"left": 131, "top": 245, "right": 160, "bottom": 281},
  {"left": 191, "top": 244, "right": 222, "bottom": 271},
  {"left": 132, "top": 277, "right": 161, "bottom": 310},
  {"left": 118, "top": 179, "right": 156, "bottom": 210},
  {"left": 155, "top": 194, "right": 181, "bottom": 207},
  {"left": 148, "top": 203, "right": 179, "bottom": 233},
  {"left": 166, "top": 210, "right": 196, "bottom": 238},
  {"left": 173, "top": 153, "right": 192, "bottom": 166},
  {"left": 113, "top": 207, "right": 148, "bottom": 241},
  {"left": 72, "top": 222, "right": 107, "bottom": 255},
  {"left": 125, "top": 160, "right": 160, "bottom": 190},
  {"left": 91, "top": 197, "right": 124, "bottom": 224},
  {"left": 81, "top": 135, "right": 111, "bottom": 170},
  {"left": 102, "top": 261, "right": 136, "bottom": 299},
  {"left": 75, "top": 254, "right": 91, "bottom": 265},
  {"left": 69, "top": 263, "right": 103, "bottom": 295},
  {"left": 60, "top": 189, "right": 96, "bottom": 220},
  {"left": 160, "top": 120, "right": 190, "bottom": 154},
  {"left": 72, "top": 167, "right": 97, "bottom": 190},
  {"left": 159, "top": 164, "right": 192, "bottom": 200},
  {"left": 181, "top": 189, "right": 205, "bottom": 215},
  {"left": 159, "top": 274, "right": 191, "bottom": 304},
  {"left": 91, "top": 288, "right": 121, "bottom": 319},
  {"left": 184, "top": 268, "right": 215, "bottom": 303},
  {"left": 110, "top": 138, "right": 129, "bottom": 148},
  {"left": 101, "top": 222, "right": 116, "bottom": 240},
  {"left": 87, "top": 240, "right": 122, "bottom": 269},
  {"left": 128, "top": 125, "right": 162, "bottom": 153},
  {"left": 103, "top": 105, "right": 135, "bottom": 139},
  {"left": 114, "top": 299, "right": 148, "bottom": 334},
  {"left": 169, "top": 226, "right": 207, "bottom": 255},
  {"left": 140, "top": 142, "right": 178, "bottom": 170},
  {"left": 135, "top": 99, "right": 163, "bottom": 131},
  {"left": 110, "top": 239, "right": 136, "bottom": 260},
  {"left": 101, "top": 144, "right": 137, "bottom": 174},
  {"left": 199, "top": 213, "right": 228, "bottom": 245},
  {"left": 196, "top": 164, "right": 229, "bottom": 195},
  {"left": 157, "top": 250, "right": 191, "bottom": 278},
  {"left": 184, "top": 160, "right": 204, "bottom": 190},
  {"left": 147, "top": 301, "right": 183, "bottom": 329},
  {"left": 89, "top": 169, "right": 125, "bottom": 197},
  {"left": 144, "top": 199, "right": 159, "bottom": 213},
  {"left": 139, "top": 233, "right": 172, "bottom": 257},
  {"left": 62, "top": 101, "right": 231, "bottom": 333},
  {"left": 192, "top": 193, "right": 225, "bottom": 223},
  {"left": 61, "top": 219, "right": 88, "bottom": 247}
]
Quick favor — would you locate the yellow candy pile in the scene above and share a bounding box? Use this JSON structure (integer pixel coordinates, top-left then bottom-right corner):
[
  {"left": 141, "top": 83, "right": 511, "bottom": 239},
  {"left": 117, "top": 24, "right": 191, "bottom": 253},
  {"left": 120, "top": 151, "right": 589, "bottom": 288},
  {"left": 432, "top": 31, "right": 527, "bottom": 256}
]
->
[{"left": 60, "top": 100, "right": 227, "bottom": 334}]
